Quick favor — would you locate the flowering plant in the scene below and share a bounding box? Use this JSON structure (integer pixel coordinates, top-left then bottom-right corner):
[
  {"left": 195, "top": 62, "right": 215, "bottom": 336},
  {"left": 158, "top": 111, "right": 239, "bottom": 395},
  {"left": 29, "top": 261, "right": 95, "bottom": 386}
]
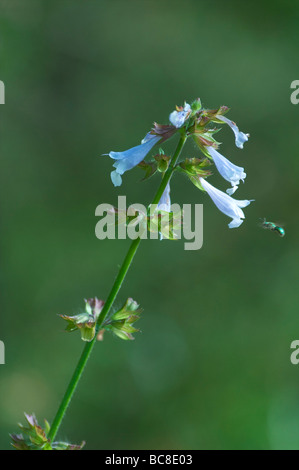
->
[{"left": 11, "top": 98, "right": 253, "bottom": 449}]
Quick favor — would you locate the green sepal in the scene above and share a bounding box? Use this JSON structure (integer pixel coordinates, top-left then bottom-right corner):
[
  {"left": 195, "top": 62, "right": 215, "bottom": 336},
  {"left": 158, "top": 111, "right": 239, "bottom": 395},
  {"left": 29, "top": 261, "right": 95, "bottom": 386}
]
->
[
  {"left": 114, "top": 297, "right": 142, "bottom": 316},
  {"left": 60, "top": 298, "right": 105, "bottom": 342},
  {"left": 10, "top": 413, "right": 85, "bottom": 450},
  {"left": 138, "top": 160, "right": 157, "bottom": 180},
  {"left": 154, "top": 153, "right": 170, "bottom": 173},
  {"left": 52, "top": 441, "right": 86, "bottom": 450},
  {"left": 177, "top": 157, "right": 212, "bottom": 177},
  {"left": 104, "top": 298, "right": 142, "bottom": 341},
  {"left": 192, "top": 131, "right": 221, "bottom": 153},
  {"left": 107, "top": 327, "right": 135, "bottom": 341},
  {"left": 191, "top": 97, "right": 202, "bottom": 113},
  {"left": 208, "top": 105, "right": 230, "bottom": 123},
  {"left": 80, "top": 325, "right": 96, "bottom": 342},
  {"left": 202, "top": 105, "right": 229, "bottom": 120},
  {"left": 187, "top": 174, "right": 206, "bottom": 192}
]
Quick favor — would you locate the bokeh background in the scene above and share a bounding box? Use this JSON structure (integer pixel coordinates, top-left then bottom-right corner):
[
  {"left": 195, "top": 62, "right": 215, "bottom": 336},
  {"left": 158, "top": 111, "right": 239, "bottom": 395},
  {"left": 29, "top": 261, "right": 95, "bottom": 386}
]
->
[{"left": 1, "top": 0, "right": 299, "bottom": 450}]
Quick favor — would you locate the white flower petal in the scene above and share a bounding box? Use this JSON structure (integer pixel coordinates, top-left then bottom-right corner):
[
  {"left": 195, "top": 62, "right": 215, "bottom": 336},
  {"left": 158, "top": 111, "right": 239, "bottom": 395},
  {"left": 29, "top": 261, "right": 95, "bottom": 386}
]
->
[
  {"left": 157, "top": 183, "right": 171, "bottom": 240},
  {"left": 217, "top": 115, "right": 249, "bottom": 149},
  {"left": 207, "top": 146, "right": 246, "bottom": 194},
  {"left": 111, "top": 170, "right": 122, "bottom": 187},
  {"left": 226, "top": 185, "right": 238, "bottom": 196},
  {"left": 200, "top": 177, "right": 253, "bottom": 228},
  {"left": 228, "top": 218, "right": 243, "bottom": 228},
  {"left": 169, "top": 103, "right": 191, "bottom": 128},
  {"left": 158, "top": 182, "right": 171, "bottom": 212}
]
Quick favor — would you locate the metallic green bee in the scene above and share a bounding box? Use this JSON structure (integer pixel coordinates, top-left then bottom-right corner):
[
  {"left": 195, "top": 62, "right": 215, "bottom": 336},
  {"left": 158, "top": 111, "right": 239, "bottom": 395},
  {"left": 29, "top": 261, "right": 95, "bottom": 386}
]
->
[{"left": 260, "top": 218, "right": 285, "bottom": 237}]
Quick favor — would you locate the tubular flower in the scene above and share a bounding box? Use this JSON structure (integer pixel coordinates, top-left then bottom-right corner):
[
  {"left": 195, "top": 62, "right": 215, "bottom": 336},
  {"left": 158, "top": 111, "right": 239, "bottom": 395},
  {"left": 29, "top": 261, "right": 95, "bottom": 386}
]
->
[
  {"left": 216, "top": 115, "right": 249, "bottom": 149},
  {"left": 109, "top": 134, "right": 161, "bottom": 186},
  {"left": 169, "top": 103, "right": 191, "bottom": 128},
  {"left": 199, "top": 177, "right": 253, "bottom": 228},
  {"left": 207, "top": 146, "right": 246, "bottom": 195},
  {"left": 157, "top": 182, "right": 171, "bottom": 212},
  {"left": 157, "top": 182, "right": 171, "bottom": 240}
]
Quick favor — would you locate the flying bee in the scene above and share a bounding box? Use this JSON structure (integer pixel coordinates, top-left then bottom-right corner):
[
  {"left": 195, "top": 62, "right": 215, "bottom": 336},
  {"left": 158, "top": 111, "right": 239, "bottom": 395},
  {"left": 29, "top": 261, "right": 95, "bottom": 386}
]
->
[{"left": 259, "top": 218, "right": 285, "bottom": 237}]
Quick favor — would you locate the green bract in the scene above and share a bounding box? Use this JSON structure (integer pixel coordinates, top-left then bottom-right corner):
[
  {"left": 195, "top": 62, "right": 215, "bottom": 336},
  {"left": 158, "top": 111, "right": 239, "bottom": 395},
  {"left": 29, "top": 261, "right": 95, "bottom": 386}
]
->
[
  {"left": 103, "top": 298, "right": 143, "bottom": 340},
  {"left": 60, "top": 298, "right": 104, "bottom": 342},
  {"left": 10, "top": 413, "right": 85, "bottom": 451}
]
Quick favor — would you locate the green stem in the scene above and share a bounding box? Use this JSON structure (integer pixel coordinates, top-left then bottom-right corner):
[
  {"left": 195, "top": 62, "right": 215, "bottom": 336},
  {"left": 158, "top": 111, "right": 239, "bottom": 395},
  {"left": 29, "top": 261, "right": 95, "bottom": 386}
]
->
[
  {"left": 48, "top": 133, "right": 187, "bottom": 443},
  {"left": 47, "top": 339, "right": 96, "bottom": 443}
]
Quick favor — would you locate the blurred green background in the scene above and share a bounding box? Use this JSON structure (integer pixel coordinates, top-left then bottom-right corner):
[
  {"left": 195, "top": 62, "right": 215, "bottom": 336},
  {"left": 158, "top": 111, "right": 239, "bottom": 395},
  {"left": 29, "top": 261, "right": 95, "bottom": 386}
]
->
[{"left": 1, "top": 0, "right": 299, "bottom": 450}]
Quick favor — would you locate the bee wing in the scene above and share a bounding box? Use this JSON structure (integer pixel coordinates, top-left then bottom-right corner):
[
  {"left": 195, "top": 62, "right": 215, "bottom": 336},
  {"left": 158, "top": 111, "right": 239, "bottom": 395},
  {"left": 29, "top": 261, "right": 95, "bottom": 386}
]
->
[
  {"left": 258, "top": 218, "right": 270, "bottom": 229},
  {"left": 273, "top": 221, "right": 285, "bottom": 228},
  {"left": 259, "top": 218, "right": 285, "bottom": 228}
]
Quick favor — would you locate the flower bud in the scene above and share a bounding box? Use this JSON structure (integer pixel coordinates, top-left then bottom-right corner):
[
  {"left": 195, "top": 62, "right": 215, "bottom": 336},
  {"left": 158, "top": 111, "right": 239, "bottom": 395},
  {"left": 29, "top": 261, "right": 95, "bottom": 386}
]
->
[
  {"left": 191, "top": 97, "right": 202, "bottom": 113},
  {"left": 154, "top": 153, "right": 170, "bottom": 173}
]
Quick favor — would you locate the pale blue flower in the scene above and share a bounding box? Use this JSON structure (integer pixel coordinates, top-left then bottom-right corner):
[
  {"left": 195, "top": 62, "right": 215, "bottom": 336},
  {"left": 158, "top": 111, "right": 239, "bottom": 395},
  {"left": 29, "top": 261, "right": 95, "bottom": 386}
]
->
[
  {"left": 157, "top": 182, "right": 171, "bottom": 240},
  {"left": 200, "top": 177, "right": 253, "bottom": 228},
  {"left": 157, "top": 182, "right": 171, "bottom": 213},
  {"left": 207, "top": 146, "right": 246, "bottom": 195},
  {"left": 169, "top": 103, "right": 191, "bottom": 128},
  {"left": 217, "top": 115, "right": 249, "bottom": 149},
  {"left": 141, "top": 132, "right": 158, "bottom": 144},
  {"left": 109, "top": 134, "right": 161, "bottom": 186}
]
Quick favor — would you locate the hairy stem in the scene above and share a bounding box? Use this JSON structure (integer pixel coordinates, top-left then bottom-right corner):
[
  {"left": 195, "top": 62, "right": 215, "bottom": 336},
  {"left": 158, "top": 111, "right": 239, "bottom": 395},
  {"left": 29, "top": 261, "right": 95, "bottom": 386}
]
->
[{"left": 48, "top": 133, "right": 187, "bottom": 443}]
